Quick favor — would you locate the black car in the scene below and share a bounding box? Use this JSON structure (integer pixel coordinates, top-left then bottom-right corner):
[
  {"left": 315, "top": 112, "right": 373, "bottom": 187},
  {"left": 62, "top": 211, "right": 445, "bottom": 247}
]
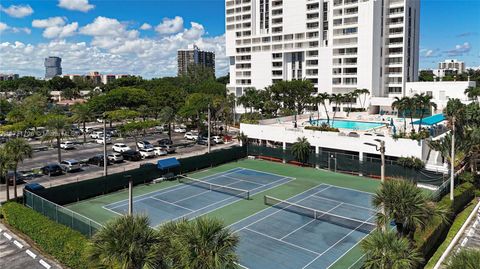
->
[
  {"left": 121, "top": 150, "right": 142, "bottom": 161},
  {"left": 41, "top": 163, "right": 64, "bottom": 176},
  {"left": 196, "top": 136, "right": 216, "bottom": 146},
  {"left": 2, "top": 171, "right": 27, "bottom": 185},
  {"left": 157, "top": 138, "right": 173, "bottom": 146},
  {"left": 87, "top": 154, "right": 111, "bottom": 166}
]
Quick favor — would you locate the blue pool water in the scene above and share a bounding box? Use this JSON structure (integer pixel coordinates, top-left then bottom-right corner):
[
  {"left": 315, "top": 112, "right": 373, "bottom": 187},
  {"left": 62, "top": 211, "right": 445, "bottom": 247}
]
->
[{"left": 310, "top": 119, "right": 385, "bottom": 131}]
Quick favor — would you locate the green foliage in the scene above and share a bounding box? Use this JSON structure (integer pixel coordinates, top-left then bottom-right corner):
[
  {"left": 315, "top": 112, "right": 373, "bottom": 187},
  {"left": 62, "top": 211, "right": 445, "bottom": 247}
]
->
[
  {"left": 0, "top": 98, "right": 13, "bottom": 120},
  {"left": 419, "top": 70, "right": 435, "bottom": 81},
  {"left": 304, "top": 124, "right": 339, "bottom": 132},
  {"left": 459, "top": 172, "right": 475, "bottom": 184},
  {"left": 47, "top": 76, "right": 76, "bottom": 91},
  {"left": 240, "top": 112, "right": 262, "bottom": 124},
  {"left": 362, "top": 229, "right": 423, "bottom": 269},
  {"left": 290, "top": 137, "right": 311, "bottom": 164},
  {"left": 397, "top": 156, "right": 425, "bottom": 170},
  {"left": 1, "top": 202, "right": 89, "bottom": 269},
  {"left": 446, "top": 249, "right": 480, "bottom": 269}
]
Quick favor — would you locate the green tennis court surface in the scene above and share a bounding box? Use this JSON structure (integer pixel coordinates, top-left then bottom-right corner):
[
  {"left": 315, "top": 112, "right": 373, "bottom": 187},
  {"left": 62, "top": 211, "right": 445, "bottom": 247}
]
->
[{"left": 67, "top": 159, "right": 381, "bottom": 269}]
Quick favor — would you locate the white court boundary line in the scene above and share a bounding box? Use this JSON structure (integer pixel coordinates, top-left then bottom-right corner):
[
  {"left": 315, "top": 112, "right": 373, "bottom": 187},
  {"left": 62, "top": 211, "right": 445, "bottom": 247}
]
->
[
  {"left": 311, "top": 194, "right": 376, "bottom": 212},
  {"left": 150, "top": 197, "right": 194, "bottom": 212}
]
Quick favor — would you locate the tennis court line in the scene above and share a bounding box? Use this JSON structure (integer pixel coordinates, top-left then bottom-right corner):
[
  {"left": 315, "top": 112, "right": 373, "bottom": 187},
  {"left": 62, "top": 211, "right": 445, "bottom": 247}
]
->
[
  {"left": 280, "top": 202, "right": 345, "bottom": 240},
  {"left": 227, "top": 184, "right": 330, "bottom": 229},
  {"left": 312, "top": 194, "right": 376, "bottom": 212},
  {"left": 150, "top": 197, "right": 194, "bottom": 212},
  {"left": 103, "top": 168, "right": 244, "bottom": 210},
  {"left": 238, "top": 167, "right": 297, "bottom": 180},
  {"left": 346, "top": 254, "right": 366, "bottom": 269},
  {"left": 166, "top": 176, "right": 294, "bottom": 224},
  {"left": 322, "top": 184, "right": 375, "bottom": 195},
  {"left": 221, "top": 174, "right": 264, "bottom": 187},
  {"left": 301, "top": 215, "right": 376, "bottom": 269},
  {"left": 103, "top": 204, "right": 124, "bottom": 217},
  {"left": 244, "top": 228, "right": 321, "bottom": 256}
]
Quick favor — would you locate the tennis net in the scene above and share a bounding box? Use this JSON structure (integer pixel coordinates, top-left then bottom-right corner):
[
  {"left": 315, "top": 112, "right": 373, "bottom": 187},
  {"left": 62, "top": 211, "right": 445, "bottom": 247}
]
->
[
  {"left": 179, "top": 175, "right": 250, "bottom": 199},
  {"left": 264, "top": 195, "right": 376, "bottom": 233}
]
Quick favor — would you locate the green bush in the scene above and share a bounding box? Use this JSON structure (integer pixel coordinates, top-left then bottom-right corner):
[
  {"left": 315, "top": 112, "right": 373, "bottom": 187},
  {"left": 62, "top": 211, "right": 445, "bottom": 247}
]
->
[
  {"left": 459, "top": 172, "right": 475, "bottom": 184},
  {"left": 305, "top": 124, "right": 340, "bottom": 132},
  {"left": 397, "top": 156, "right": 425, "bottom": 170},
  {"left": 1, "top": 202, "right": 89, "bottom": 269},
  {"left": 240, "top": 112, "right": 262, "bottom": 124}
]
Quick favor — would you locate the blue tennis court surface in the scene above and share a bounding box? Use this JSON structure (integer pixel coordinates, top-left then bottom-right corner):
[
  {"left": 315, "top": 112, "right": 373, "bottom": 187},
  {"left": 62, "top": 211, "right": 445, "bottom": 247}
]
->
[
  {"left": 230, "top": 184, "right": 377, "bottom": 269},
  {"left": 103, "top": 168, "right": 293, "bottom": 227}
]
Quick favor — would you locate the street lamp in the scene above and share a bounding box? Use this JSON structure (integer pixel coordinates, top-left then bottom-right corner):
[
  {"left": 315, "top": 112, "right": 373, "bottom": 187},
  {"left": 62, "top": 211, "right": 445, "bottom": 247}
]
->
[
  {"left": 364, "top": 139, "right": 386, "bottom": 231},
  {"left": 125, "top": 175, "right": 133, "bottom": 216}
]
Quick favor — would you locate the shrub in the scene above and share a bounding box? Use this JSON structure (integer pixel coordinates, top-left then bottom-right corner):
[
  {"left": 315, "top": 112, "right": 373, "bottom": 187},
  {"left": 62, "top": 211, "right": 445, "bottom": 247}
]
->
[
  {"left": 305, "top": 124, "right": 339, "bottom": 132},
  {"left": 397, "top": 156, "right": 425, "bottom": 170},
  {"left": 1, "top": 202, "right": 89, "bottom": 269},
  {"left": 459, "top": 172, "right": 475, "bottom": 184},
  {"left": 240, "top": 112, "right": 262, "bottom": 124}
]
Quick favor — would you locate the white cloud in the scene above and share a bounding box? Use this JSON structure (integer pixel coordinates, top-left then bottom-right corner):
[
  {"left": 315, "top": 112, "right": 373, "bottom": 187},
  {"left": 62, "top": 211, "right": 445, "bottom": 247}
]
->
[
  {"left": 58, "top": 0, "right": 94, "bottom": 12},
  {"left": 32, "top": 17, "right": 77, "bottom": 39},
  {"left": 182, "top": 22, "right": 205, "bottom": 40},
  {"left": 0, "top": 4, "right": 33, "bottom": 18},
  {"left": 155, "top": 16, "right": 184, "bottom": 34},
  {"left": 0, "top": 22, "right": 31, "bottom": 34},
  {"left": 140, "top": 23, "right": 152, "bottom": 30},
  {"left": 445, "top": 42, "right": 471, "bottom": 56}
]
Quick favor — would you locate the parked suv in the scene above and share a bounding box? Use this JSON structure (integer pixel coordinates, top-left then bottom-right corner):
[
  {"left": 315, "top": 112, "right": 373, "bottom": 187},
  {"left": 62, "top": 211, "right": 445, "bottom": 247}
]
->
[
  {"left": 87, "top": 155, "right": 110, "bottom": 166},
  {"left": 139, "top": 147, "right": 156, "bottom": 159},
  {"left": 60, "top": 141, "right": 75, "bottom": 149},
  {"left": 158, "top": 144, "right": 176, "bottom": 153},
  {"left": 60, "top": 159, "right": 81, "bottom": 172},
  {"left": 122, "top": 150, "right": 142, "bottom": 161},
  {"left": 41, "top": 163, "right": 64, "bottom": 176},
  {"left": 112, "top": 143, "right": 131, "bottom": 153},
  {"left": 184, "top": 132, "right": 198, "bottom": 140},
  {"left": 137, "top": 140, "right": 153, "bottom": 149},
  {"left": 107, "top": 152, "right": 124, "bottom": 163}
]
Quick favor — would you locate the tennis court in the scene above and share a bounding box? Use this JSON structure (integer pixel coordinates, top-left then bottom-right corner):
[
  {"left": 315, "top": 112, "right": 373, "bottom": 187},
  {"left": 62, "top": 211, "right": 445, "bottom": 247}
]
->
[
  {"left": 230, "top": 183, "right": 377, "bottom": 269},
  {"left": 102, "top": 167, "right": 293, "bottom": 227}
]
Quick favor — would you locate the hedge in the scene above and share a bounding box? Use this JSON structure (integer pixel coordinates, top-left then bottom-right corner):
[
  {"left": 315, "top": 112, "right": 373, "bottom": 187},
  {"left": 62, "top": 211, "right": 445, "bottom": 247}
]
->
[
  {"left": 1, "top": 202, "right": 89, "bottom": 269},
  {"left": 424, "top": 201, "right": 477, "bottom": 268},
  {"left": 415, "top": 182, "right": 476, "bottom": 263}
]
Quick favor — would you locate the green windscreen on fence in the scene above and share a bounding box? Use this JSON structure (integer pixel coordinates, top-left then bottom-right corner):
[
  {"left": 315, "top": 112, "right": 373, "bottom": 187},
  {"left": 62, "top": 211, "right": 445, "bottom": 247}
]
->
[{"left": 24, "top": 190, "right": 103, "bottom": 237}]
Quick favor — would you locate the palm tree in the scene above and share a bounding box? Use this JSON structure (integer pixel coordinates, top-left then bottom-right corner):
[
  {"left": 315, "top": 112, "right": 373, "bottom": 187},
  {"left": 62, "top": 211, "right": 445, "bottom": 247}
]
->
[
  {"left": 237, "top": 132, "right": 248, "bottom": 146},
  {"left": 446, "top": 248, "right": 480, "bottom": 269},
  {"left": 71, "top": 103, "right": 94, "bottom": 143},
  {"left": 159, "top": 106, "right": 175, "bottom": 141},
  {"left": 0, "top": 147, "right": 12, "bottom": 201},
  {"left": 413, "top": 93, "right": 437, "bottom": 131},
  {"left": 88, "top": 215, "right": 165, "bottom": 269},
  {"left": 344, "top": 91, "right": 358, "bottom": 117},
  {"left": 329, "top": 93, "right": 344, "bottom": 126},
  {"left": 372, "top": 179, "right": 448, "bottom": 239},
  {"left": 361, "top": 230, "right": 423, "bottom": 269},
  {"left": 291, "top": 137, "right": 311, "bottom": 165},
  {"left": 355, "top": 88, "right": 370, "bottom": 111},
  {"left": 43, "top": 114, "right": 71, "bottom": 162},
  {"left": 159, "top": 217, "right": 239, "bottom": 269},
  {"left": 428, "top": 133, "right": 467, "bottom": 167},
  {"left": 315, "top": 92, "right": 330, "bottom": 124},
  {"left": 464, "top": 86, "right": 480, "bottom": 103},
  {"left": 392, "top": 97, "right": 409, "bottom": 133},
  {"left": 4, "top": 138, "right": 33, "bottom": 199}
]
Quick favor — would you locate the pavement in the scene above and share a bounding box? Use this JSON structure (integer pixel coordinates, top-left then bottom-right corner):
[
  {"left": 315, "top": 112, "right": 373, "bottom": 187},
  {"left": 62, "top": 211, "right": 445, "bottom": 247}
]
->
[{"left": 0, "top": 223, "right": 62, "bottom": 269}]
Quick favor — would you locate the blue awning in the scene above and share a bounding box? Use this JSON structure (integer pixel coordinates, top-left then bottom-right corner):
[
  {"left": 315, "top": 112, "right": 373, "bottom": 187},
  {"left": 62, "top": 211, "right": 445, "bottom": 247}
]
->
[
  {"left": 412, "top": 114, "right": 446, "bottom": 126},
  {"left": 157, "top": 158, "right": 180, "bottom": 170}
]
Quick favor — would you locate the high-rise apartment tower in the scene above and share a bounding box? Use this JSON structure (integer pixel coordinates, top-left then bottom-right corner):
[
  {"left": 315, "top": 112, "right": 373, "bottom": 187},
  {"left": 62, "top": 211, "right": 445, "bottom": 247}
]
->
[
  {"left": 177, "top": 45, "right": 216, "bottom": 76},
  {"left": 44, "top": 56, "right": 62, "bottom": 79}
]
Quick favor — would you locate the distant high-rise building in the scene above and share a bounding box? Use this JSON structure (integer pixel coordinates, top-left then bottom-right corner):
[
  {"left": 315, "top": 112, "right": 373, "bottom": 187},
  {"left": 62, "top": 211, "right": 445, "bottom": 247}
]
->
[
  {"left": 432, "top": 59, "right": 465, "bottom": 78},
  {"left": 0, "top": 73, "right": 19, "bottom": 81},
  {"left": 44, "top": 56, "right": 62, "bottom": 79},
  {"left": 177, "top": 45, "right": 215, "bottom": 76}
]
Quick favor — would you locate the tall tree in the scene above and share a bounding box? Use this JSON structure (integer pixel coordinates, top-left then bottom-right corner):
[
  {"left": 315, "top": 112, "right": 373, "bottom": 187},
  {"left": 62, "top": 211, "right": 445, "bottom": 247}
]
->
[
  {"left": 354, "top": 88, "right": 370, "bottom": 110},
  {"left": 4, "top": 138, "right": 33, "bottom": 199},
  {"left": 373, "top": 179, "right": 448, "bottom": 239},
  {"left": 159, "top": 106, "right": 175, "bottom": 141},
  {"left": 313, "top": 92, "right": 330, "bottom": 124},
  {"left": 413, "top": 93, "right": 437, "bottom": 131},
  {"left": 344, "top": 91, "right": 359, "bottom": 116},
  {"left": 291, "top": 137, "right": 311, "bottom": 165},
  {"left": 392, "top": 96, "right": 410, "bottom": 133},
  {"left": 329, "top": 93, "right": 344, "bottom": 126},
  {"left": 0, "top": 147, "right": 12, "bottom": 201},
  {"left": 42, "top": 114, "right": 71, "bottom": 162},
  {"left": 270, "top": 80, "right": 315, "bottom": 114},
  {"left": 71, "top": 103, "right": 94, "bottom": 143},
  {"left": 361, "top": 230, "right": 423, "bottom": 269},
  {"left": 464, "top": 86, "right": 480, "bottom": 103},
  {"left": 88, "top": 215, "right": 166, "bottom": 269}
]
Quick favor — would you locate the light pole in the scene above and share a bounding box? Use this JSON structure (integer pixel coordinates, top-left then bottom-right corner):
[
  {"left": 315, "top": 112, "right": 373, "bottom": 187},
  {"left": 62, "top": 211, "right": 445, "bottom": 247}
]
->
[
  {"left": 450, "top": 117, "right": 455, "bottom": 201},
  {"left": 125, "top": 175, "right": 133, "bottom": 215},
  {"left": 103, "top": 114, "right": 108, "bottom": 176},
  {"left": 364, "top": 139, "right": 386, "bottom": 231},
  {"left": 207, "top": 103, "right": 211, "bottom": 153}
]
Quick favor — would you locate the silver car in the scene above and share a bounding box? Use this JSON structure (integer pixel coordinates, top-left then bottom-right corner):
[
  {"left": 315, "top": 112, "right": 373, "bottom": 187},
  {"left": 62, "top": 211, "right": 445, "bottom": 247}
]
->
[
  {"left": 107, "top": 152, "right": 124, "bottom": 163},
  {"left": 60, "top": 159, "right": 81, "bottom": 172}
]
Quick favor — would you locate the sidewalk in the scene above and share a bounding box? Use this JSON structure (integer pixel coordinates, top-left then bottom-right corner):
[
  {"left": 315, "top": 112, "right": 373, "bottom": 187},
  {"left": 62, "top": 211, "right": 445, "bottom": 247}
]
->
[{"left": 0, "top": 141, "right": 240, "bottom": 202}]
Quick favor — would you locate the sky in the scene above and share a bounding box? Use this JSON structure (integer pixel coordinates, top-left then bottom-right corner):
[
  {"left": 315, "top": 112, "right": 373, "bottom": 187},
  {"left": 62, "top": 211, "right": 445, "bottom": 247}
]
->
[{"left": 0, "top": 0, "right": 479, "bottom": 79}]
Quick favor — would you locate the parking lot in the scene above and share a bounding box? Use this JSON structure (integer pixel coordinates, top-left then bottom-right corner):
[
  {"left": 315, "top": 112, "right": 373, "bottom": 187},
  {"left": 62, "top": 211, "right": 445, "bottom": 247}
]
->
[{"left": 0, "top": 126, "right": 239, "bottom": 202}]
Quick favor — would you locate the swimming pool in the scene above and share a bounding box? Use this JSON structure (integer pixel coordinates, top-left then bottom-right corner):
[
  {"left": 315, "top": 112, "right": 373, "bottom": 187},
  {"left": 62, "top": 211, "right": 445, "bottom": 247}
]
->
[{"left": 310, "top": 119, "right": 386, "bottom": 131}]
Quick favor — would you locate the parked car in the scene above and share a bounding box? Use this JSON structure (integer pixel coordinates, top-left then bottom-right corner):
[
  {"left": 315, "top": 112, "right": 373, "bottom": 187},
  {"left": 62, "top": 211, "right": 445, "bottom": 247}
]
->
[
  {"left": 60, "top": 159, "right": 81, "bottom": 172},
  {"left": 184, "top": 132, "right": 199, "bottom": 140},
  {"left": 137, "top": 140, "right": 153, "bottom": 149},
  {"left": 174, "top": 127, "right": 186, "bottom": 133},
  {"left": 139, "top": 148, "right": 156, "bottom": 159},
  {"left": 122, "top": 150, "right": 142, "bottom": 161},
  {"left": 157, "top": 138, "right": 173, "bottom": 146},
  {"left": 158, "top": 144, "right": 176, "bottom": 153},
  {"left": 4, "top": 171, "right": 27, "bottom": 185},
  {"left": 112, "top": 143, "right": 131, "bottom": 153},
  {"left": 197, "top": 136, "right": 216, "bottom": 146},
  {"left": 212, "top": 136, "right": 224, "bottom": 144},
  {"left": 155, "top": 126, "right": 164, "bottom": 133},
  {"left": 70, "top": 128, "right": 82, "bottom": 136},
  {"left": 60, "top": 141, "right": 75, "bottom": 150},
  {"left": 96, "top": 136, "right": 112, "bottom": 144},
  {"left": 96, "top": 118, "right": 104, "bottom": 123},
  {"left": 107, "top": 152, "right": 124, "bottom": 163},
  {"left": 87, "top": 154, "right": 110, "bottom": 166},
  {"left": 83, "top": 127, "right": 95, "bottom": 134},
  {"left": 41, "top": 163, "right": 64, "bottom": 176},
  {"left": 90, "top": 131, "right": 104, "bottom": 139},
  {"left": 153, "top": 147, "right": 168, "bottom": 156},
  {"left": 24, "top": 182, "right": 45, "bottom": 191}
]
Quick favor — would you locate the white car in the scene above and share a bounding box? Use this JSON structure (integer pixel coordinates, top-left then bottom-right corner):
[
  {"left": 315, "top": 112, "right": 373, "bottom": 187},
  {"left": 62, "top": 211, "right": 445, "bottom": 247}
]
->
[
  {"left": 96, "top": 136, "right": 112, "bottom": 144},
  {"left": 212, "top": 136, "right": 224, "bottom": 144},
  {"left": 112, "top": 143, "right": 131, "bottom": 153},
  {"left": 139, "top": 148, "right": 156, "bottom": 159},
  {"left": 137, "top": 140, "right": 153, "bottom": 149},
  {"left": 174, "top": 127, "right": 186, "bottom": 133},
  {"left": 60, "top": 141, "right": 75, "bottom": 149},
  {"left": 90, "top": 131, "right": 104, "bottom": 139},
  {"left": 153, "top": 147, "right": 168, "bottom": 156},
  {"left": 107, "top": 152, "right": 124, "bottom": 163},
  {"left": 60, "top": 159, "right": 81, "bottom": 172},
  {"left": 97, "top": 118, "right": 104, "bottom": 123},
  {"left": 184, "top": 132, "right": 198, "bottom": 140}
]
